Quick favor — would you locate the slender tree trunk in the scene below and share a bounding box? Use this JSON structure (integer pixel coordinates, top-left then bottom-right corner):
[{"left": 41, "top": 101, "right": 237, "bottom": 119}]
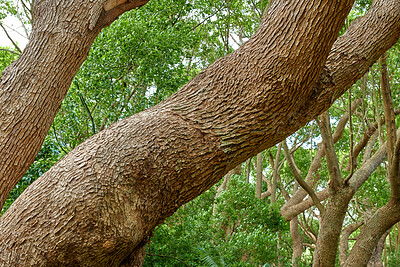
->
[
  {"left": 271, "top": 143, "right": 282, "bottom": 204},
  {"left": 256, "top": 152, "right": 263, "bottom": 199},
  {"left": 291, "top": 217, "right": 303, "bottom": 267},
  {"left": 245, "top": 158, "right": 251, "bottom": 183}
]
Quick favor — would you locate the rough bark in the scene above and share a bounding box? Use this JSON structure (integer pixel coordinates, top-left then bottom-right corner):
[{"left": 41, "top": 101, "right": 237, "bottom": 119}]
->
[
  {"left": 312, "top": 110, "right": 353, "bottom": 266},
  {"left": 0, "top": 0, "right": 399, "bottom": 265},
  {"left": 344, "top": 200, "right": 400, "bottom": 267}
]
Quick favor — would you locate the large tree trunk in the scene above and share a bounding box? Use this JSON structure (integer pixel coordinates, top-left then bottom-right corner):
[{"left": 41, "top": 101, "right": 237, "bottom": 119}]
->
[{"left": 0, "top": 0, "right": 399, "bottom": 265}]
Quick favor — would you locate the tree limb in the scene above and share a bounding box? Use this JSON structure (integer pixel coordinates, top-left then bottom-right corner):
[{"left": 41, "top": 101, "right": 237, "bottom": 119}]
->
[
  {"left": 0, "top": 23, "right": 22, "bottom": 53},
  {"left": 0, "top": 48, "right": 20, "bottom": 56},
  {"left": 339, "top": 221, "right": 364, "bottom": 266},
  {"left": 319, "top": 111, "right": 343, "bottom": 191},
  {"left": 283, "top": 140, "right": 325, "bottom": 216}
]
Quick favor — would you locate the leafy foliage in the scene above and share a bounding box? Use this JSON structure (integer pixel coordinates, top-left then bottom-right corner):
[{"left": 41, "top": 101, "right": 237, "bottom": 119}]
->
[
  {"left": 145, "top": 176, "right": 287, "bottom": 266},
  {"left": 0, "top": 47, "right": 17, "bottom": 74}
]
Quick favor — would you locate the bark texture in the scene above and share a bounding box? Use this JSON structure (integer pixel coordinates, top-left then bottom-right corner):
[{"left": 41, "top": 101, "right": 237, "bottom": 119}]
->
[{"left": 0, "top": 0, "right": 399, "bottom": 265}]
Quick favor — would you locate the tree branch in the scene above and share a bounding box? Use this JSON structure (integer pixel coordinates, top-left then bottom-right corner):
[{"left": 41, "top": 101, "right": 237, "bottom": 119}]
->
[
  {"left": 319, "top": 111, "right": 343, "bottom": 191},
  {"left": 339, "top": 221, "right": 364, "bottom": 266},
  {"left": 282, "top": 100, "right": 360, "bottom": 215},
  {"left": 283, "top": 140, "right": 325, "bottom": 216},
  {"left": 0, "top": 24, "right": 22, "bottom": 53},
  {"left": 0, "top": 48, "right": 20, "bottom": 56}
]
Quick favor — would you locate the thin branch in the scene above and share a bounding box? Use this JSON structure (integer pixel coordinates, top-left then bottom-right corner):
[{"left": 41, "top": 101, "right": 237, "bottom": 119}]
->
[
  {"left": 347, "top": 86, "right": 354, "bottom": 181},
  {"left": 345, "top": 109, "right": 400, "bottom": 170},
  {"left": 283, "top": 140, "right": 325, "bottom": 216},
  {"left": 0, "top": 48, "right": 20, "bottom": 56},
  {"left": 0, "top": 24, "right": 22, "bottom": 53},
  {"left": 348, "top": 127, "right": 400, "bottom": 191},
  {"left": 380, "top": 52, "right": 396, "bottom": 163},
  {"left": 75, "top": 81, "right": 96, "bottom": 135},
  {"left": 319, "top": 111, "right": 343, "bottom": 191},
  {"left": 191, "top": 6, "right": 224, "bottom": 31},
  {"left": 256, "top": 152, "right": 263, "bottom": 199},
  {"left": 245, "top": 157, "right": 251, "bottom": 183},
  {"left": 380, "top": 52, "right": 400, "bottom": 199},
  {"left": 15, "top": 2, "right": 30, "bottom": 37},
  {"left": 52, "top": 125, "right": 69, "bottom": 155},
  {"left": 271, "top": 143, "right": 282, "bottom": 204}
]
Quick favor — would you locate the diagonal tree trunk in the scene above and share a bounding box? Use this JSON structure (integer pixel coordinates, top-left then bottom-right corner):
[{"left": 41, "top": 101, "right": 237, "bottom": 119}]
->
[{"left": 0, "top": 0, "right": 399, "bottom": 266}]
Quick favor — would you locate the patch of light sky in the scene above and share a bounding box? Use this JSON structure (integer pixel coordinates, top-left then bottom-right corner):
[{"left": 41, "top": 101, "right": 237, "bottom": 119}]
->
[{"left": 0, "top": 14, "right": 29, "bottom": 50}]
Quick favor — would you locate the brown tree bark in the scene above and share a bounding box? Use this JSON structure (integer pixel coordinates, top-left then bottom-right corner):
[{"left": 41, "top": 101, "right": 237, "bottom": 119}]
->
[
  {"left": 0, "top": 0, "right": 399, "bottom": 265},
  {"left": 313, "top": 111, "right": 354, "bottom": 266}
]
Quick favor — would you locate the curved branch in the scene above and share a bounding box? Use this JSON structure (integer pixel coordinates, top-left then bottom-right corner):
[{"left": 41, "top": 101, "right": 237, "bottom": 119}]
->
[
  {"left": 339, "top": 221, "right": 364, "bottom": 266},
  {"left": 96, "top": 0, "right": 150, "bottom": 29},
  {"left": 0, "top": 48, "right": 20, "bottom": 56},
  {"left": 283, "top": 141, "right": 325, "bottom": 216}
]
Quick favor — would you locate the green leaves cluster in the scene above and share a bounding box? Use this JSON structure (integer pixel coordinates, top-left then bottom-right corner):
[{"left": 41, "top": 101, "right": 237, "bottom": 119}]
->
[
  {"left": 0, "top": 0, "right": 17, "bottom": 21},
  {"left": 145, "top": 175, "right": 287, "bottom": 266},
  {"left": 0, "top": 47, "right": 17, "bottom": 74}
]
